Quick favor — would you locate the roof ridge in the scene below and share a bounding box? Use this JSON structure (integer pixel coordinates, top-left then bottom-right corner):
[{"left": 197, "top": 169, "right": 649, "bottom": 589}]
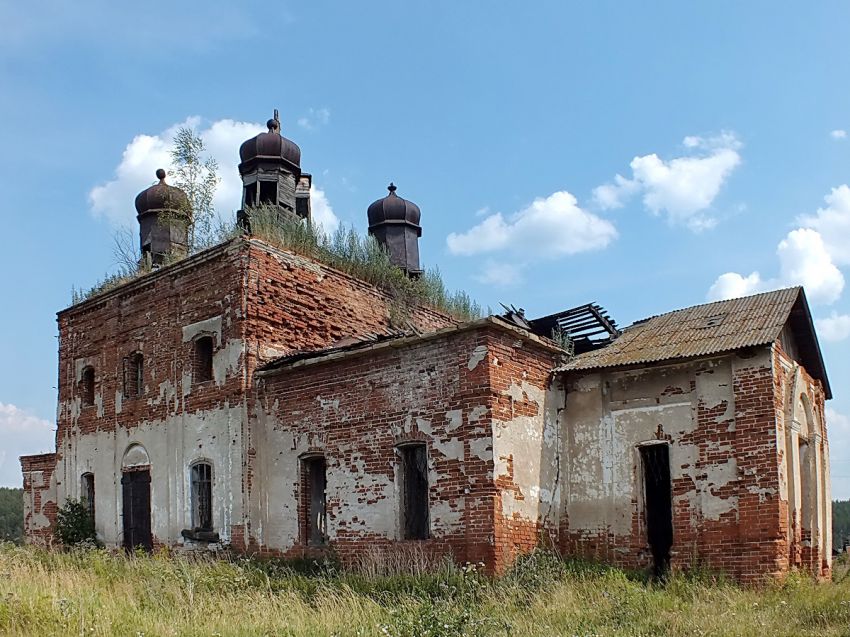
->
[{"left": 629, "top": 286, "right": 802, "bottom": 328}]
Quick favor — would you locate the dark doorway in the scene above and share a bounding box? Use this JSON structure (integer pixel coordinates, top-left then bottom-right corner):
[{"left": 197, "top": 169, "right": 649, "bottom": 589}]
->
[
  {"left": 640, "top": 444, "right": 673, "bottom": 577},
  {"left": 122, "top": 469, "right": 152, "bottom": 552},
  {"left": 303, "top": 457, "right": 327, "bottom": 546},
  {"left": 399, "top": 443, "right": 430, "bottom": 540}
]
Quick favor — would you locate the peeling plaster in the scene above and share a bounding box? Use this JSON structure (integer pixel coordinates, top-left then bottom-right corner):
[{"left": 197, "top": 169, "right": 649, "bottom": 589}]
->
[{"left": 467, "top": 345, "right": 488, "bottom": 370}]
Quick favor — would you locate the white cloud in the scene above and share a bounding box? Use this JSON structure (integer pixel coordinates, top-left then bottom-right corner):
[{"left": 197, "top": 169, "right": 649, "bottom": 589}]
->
[
  {"left": 831, "top": 129, "right": 847, "bottom": 140},
  {"left": 798, "top": 185, "right": 850, "bottom": 266},
  {"left": 447, "top": 191, "right": 617, "bottom": 258},
  {"left": 706, "top": 272, "right": 763, "bottom": 302},
  {"left": 297, "top": 107, "right": 331, "bottom": 131},
  {"left": 310, "top": 186, "right": 339, "bottom": 234},
  {"left": 474, "top": 261, "right": 524, "bottom": 287},
  {"left": 593, "top": 132, "right": 742, "bottom": 231},
  {"left": 815, "top": 312, "right": 850, "bottom": 342},
  {"left": 89, "top": 117, "right": 339, "bottom": 233},
  {"left": 0, "top": 402, "right": 54, "bottom": 488},
  {"left": 707, "top": 228, "right": 844, "bottom": 305}
]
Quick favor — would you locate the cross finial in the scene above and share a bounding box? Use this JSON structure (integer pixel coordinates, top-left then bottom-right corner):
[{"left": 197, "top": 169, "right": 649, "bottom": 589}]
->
[{"left": 388, "top": 182, "right": 397, "bottom": 193}]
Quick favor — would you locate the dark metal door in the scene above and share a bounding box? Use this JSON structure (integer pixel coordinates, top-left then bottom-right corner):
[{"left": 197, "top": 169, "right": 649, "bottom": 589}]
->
[{"left": 122, "top": 469, "right": 152, "bottom": 552}]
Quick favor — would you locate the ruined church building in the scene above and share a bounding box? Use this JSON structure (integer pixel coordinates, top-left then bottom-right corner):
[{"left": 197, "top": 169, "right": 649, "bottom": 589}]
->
[{"left": 21, "top": 113, "right": 832, "bottom": 583}]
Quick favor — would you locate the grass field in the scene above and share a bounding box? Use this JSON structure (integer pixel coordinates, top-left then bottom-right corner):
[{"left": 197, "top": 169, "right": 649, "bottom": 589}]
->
[{"left": 0, "top": 543, "right": 848, "bottom": 637}]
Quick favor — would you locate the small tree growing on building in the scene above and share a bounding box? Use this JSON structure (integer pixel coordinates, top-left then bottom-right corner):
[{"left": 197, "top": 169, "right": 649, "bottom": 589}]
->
[
  {"left": 55, "top": 498, "right": 100, "bottom": 548},
  {"left": 169, "top": 126, "right": 221, "bottom": 252}
]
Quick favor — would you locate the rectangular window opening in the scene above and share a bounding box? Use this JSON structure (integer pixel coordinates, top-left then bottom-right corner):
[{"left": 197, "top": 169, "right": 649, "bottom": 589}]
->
[
  {"left": 81, "top": 473, "right": 95, "bottom": 524},
  {"left": 400, "top": 443, "right": 429, "bottom": 540},
  {"left": 194, "top": 336, "right": 214, "bottom": 384},
  {"left": 303, "top": 457, "right": 327, "bottom": 546},
  {"left": 191, "top": 463, "right": 213, "bottom": 531},
  {"left": 259, "top": 181, "right": 278, "bottom": 205}
]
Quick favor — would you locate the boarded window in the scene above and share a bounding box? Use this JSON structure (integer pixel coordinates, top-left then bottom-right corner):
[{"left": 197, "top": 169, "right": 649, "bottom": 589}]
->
[
  {"left": 123, "top": 352, "right": 144, "bottom": 398},
  {"left": 80, "top": 366, "right": 95, "bottom": 406},
  {"left": 81, "top": 472, "right": 95, "bottom": 523},
  {"left": 399, "top": 443, "right": 429, "bottom": 540},
  {"left": 302, "top": 457, "right": 327, "bottom": 546},
  {"left": 190, "top": 462, "right": 213, "bottom": 531},
  {"left": 194, "top": 336, "right": 214, "bottom": 384}
]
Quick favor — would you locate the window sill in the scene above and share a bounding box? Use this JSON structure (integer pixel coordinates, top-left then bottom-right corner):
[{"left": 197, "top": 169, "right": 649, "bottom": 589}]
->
[{"left": 181, "top": 528, "right": 220, "bottom": 543}]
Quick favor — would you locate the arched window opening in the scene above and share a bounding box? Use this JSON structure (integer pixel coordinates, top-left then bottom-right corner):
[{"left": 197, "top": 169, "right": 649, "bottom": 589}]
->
[
  {"left": 123, "top": 352, "right": 144, "bottom": 398},
  {"left": 194, "top": 336, "right": 214, "bottom": 384},
  {"left": 398, "top": 442, "right": 429, "bottom": 540},
  {"left": 80, "top": 472, "right": 95, "bottom": 523},
  {"left": 80, "top": 366, "right": 95, "bottom": 407},
  {"left": 190, "top": 462, "right": 213, "bottom": 531}
]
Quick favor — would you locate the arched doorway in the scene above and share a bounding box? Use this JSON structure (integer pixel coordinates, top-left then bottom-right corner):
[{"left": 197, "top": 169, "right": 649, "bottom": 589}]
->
[{"left": 121, "top": 443, "right": 152, "bottom": 552}]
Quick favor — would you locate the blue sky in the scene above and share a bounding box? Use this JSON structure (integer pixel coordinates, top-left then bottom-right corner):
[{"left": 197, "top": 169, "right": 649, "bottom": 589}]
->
[{"left": 1, "top": 1, "right": 849, "bottom": 498}]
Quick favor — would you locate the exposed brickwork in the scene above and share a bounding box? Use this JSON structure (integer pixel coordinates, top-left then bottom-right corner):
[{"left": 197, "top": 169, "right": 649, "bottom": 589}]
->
[{"left": 20, "top": 453, "right": 57, "bottom": 546}]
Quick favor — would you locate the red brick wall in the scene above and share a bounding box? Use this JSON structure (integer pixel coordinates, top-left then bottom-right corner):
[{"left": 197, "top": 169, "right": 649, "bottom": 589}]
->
[
  {"left": 20, "top": 453, "right": 57, "bottom": 546},
  {"left": 251, "top": 323, "right": 558, "bottom": 571}
]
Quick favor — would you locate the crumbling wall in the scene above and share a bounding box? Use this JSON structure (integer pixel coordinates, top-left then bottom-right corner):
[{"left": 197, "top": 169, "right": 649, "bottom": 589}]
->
[
  {"left": 51, "top": 241, "right": 248, "bottom": 548},
  {"left": 250, "top": 323, "right": 559, "bottom": 572},
  {"left": 561, "top": 347, "right": 788, "bottom": 582},
  {"left": 20, "top": 453, "right": 57, "bottom": 546},
  {"left": 33, "top": 236, "right": 458, "bottom": 549},
  {"left": 773, "top": 340, "right": 831, "bottom": 578},
  {"left": 488, "top": 336, "right": 563, "bottom": 571}
]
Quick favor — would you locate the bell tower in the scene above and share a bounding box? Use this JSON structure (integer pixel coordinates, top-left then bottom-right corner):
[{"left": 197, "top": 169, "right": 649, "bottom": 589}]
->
[
  {"left": 237, "top": 110, "right": 311, "bottom": 230},
  {"left": 367, "top": 183, "right": 423, "bottom": 276},
  {"left": 134, "top": 169, "right": 190, "bottom": 266}
]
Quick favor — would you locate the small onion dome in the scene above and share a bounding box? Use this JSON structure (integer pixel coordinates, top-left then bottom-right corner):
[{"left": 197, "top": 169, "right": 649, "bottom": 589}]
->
[
  {"left": 134, "top": 169, "right": 189, "bottom": 216},
  {"left": 367, "top": 183, "right": 421, "bottom": 229},
  {"left": 239, "top": 117, "right": 301, "bottom": 169}
]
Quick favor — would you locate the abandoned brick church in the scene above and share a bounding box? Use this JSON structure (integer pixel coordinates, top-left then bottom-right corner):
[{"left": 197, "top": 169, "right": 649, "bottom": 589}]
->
[{"left": 21, "top": 114, "right": 833, "bottom": 583}]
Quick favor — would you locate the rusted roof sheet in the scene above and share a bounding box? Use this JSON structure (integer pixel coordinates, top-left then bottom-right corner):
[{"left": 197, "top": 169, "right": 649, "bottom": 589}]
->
[{"left": 555, "top": 288, "right": 830, "bottom": 397}]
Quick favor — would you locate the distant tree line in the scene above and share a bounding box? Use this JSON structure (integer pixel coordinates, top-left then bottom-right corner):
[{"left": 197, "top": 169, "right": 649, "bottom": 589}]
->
[
  {"left": 834, "top": 499, "right": 850, "bottom": 551},
  {"left": 0, "top": 488, "right": 23, "bottom": 542}
]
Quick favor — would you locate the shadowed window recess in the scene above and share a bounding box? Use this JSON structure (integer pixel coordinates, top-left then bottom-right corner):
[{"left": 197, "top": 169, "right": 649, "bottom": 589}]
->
[
  {"left": 399, "top": 443, "right": 430, "bottom": 540},
  {"left": 194, "top": 336, "right": 214, "bottom": 384},
  {"left": 123, "top": 352, "right": 144, "bottom": 398},
  {"left": 80, "top": 366, "right": 95, "bottom": 407},
  {"left": 80, "top": 472, "right": 95, "bottom": 524},
  {"left": 301, "top": 456, "right": 327, "bottom": 546}
]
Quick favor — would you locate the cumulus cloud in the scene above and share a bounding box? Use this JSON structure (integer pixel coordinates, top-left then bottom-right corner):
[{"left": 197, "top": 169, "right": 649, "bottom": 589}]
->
[
  {"left": 0, "top": 402, "right": 54, "bottom": 488},
  {"left": 297, "top": 107, "right": 331, "bottom": 131},
  {"left": 447, "top": 191, "right": 616, "bottom": 259},
  {"left": 89, "top": 117, "right": 339, "bottom": 232},
  {"left": 831, "top": 129, "right": 847, "bottom": 140},
  {"left": 815, "top": 312, "right": 850, "bottom": 342},
  {"left": 707, "top": 228, "right": 844, "bottom": 304},
  {"left": 474, "top": 260, "right": 524, "bottom": 287},
  {"left": 593, "top": 132, "right": 742, "bottom": 231},
  {"left": 798, "top": 185, "right": 850, "bottom": 266}
]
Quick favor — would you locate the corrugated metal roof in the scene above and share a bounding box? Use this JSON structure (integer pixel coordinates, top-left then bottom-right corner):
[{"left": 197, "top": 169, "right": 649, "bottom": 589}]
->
[{"left": 556, "top": 287, "right": 803, "bottom": 373}]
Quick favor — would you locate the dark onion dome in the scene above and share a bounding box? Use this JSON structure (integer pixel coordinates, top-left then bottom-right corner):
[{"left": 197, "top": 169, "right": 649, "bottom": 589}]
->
[
  {"left": 134, "top": 169, "right": 189, "bottom": 215},
  {"left": 367, "top": 183, "right": 422, "bottom": 228},
  {"left": 239, "top": 118, "right": 301, "bottom": 169}
]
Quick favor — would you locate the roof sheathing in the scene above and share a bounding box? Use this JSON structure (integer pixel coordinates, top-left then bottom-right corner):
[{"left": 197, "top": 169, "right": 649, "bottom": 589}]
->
[{"left": 554, "top": 287, "right": 831, "bottom": 399}]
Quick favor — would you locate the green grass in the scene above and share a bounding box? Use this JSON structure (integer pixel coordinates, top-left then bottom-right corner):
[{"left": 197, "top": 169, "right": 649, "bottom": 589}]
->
[
  {"left": 72, "top": 209, "right": 482, "bottom": 323},
  {"left": 1, "top": 544, "right": 848, "bottom": 637}
]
